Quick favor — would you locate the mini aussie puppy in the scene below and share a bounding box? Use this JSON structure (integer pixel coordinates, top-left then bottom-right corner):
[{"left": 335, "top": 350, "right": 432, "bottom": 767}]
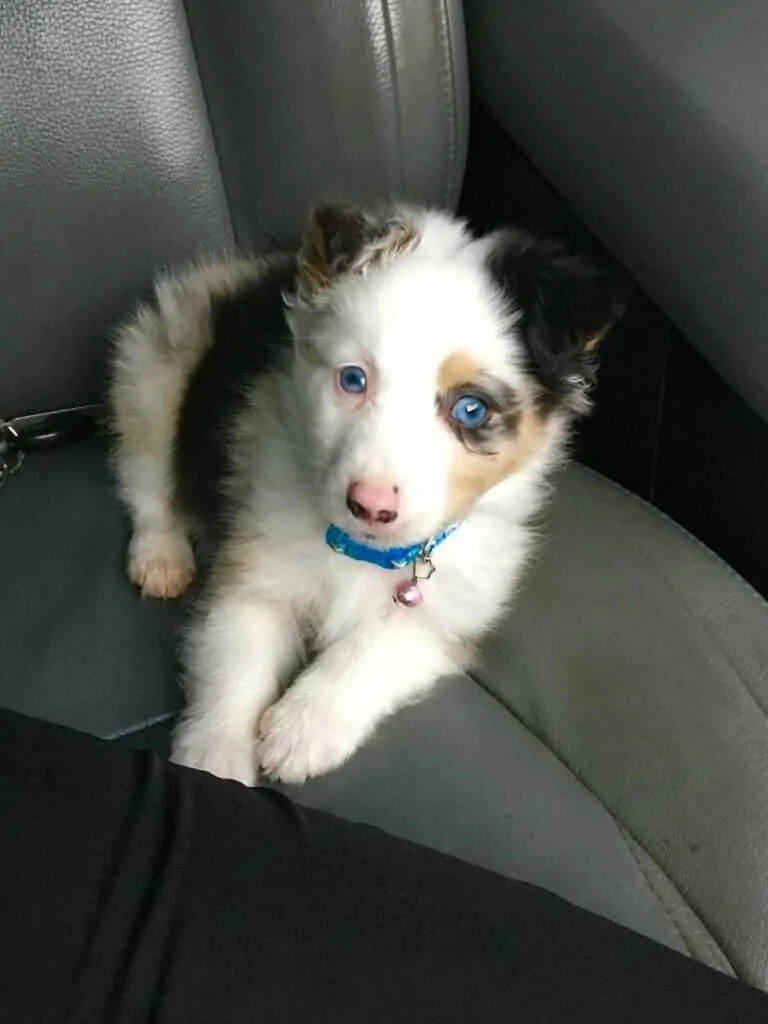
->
[{"left": 109, "top": 202, "right": 627, "bottom": 786}]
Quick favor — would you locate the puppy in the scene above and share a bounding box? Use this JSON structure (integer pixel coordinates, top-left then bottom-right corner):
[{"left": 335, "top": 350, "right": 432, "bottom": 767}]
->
[{"left": 109, "top": 202, "right": 626, "bottom": 786}]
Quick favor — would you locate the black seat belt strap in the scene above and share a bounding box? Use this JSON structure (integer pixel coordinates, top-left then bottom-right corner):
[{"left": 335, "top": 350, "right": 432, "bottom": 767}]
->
[{"left": 0, "top": 404, "right": 104, "bottom": 486}]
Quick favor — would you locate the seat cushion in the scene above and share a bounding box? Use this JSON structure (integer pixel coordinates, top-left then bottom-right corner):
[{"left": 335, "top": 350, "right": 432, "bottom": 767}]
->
[
  {"left": 2, "top": 442, "right": 766, "bottom": 981},
  {"left": 0, "top": 440, "right": 182, "bottom": 737},
  {"left": 475, "top": 466, "right": 768, "bottom": 989}
]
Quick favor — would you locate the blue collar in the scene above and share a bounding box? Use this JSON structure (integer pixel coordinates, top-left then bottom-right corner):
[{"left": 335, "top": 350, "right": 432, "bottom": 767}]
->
[{"left": 325, "top": 523, "right": 458, "bottom": 570}]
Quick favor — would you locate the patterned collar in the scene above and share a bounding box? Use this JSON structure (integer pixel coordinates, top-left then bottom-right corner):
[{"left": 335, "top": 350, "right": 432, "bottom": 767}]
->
[{"left": 325, "top": 523, "right": 458, "bottom": 570}]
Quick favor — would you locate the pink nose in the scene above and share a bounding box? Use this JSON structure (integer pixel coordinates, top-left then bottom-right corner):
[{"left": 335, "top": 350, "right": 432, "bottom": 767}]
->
[{"left": 346, "top": 480, "right": 400, "bottom": 525}]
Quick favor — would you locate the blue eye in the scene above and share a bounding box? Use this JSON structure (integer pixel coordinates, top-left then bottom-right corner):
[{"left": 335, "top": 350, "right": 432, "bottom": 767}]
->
[
  {"left": 451, "top": 395, "right": 489, "bottom": 428},
  {"left": 338, "top": 365, "right": 367, "bottom": 394}
]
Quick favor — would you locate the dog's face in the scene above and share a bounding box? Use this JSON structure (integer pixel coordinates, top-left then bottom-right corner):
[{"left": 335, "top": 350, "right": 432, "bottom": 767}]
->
[{"left": 286, "top": 203, "right": 627, "bottom": 546}]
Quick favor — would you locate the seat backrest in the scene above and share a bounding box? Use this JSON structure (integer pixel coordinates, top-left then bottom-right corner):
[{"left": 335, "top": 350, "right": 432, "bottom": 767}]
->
[{"left": 0, "top": 0, "right": 467, "bottom": 414}]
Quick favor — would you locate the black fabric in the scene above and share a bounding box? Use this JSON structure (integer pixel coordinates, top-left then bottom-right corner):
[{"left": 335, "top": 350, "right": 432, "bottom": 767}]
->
[{"left": 1, "top": 710, "right": 766, "bottom": 1024}]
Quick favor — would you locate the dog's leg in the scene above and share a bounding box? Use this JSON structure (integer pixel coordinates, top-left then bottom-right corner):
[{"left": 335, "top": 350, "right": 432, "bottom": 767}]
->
[
  {"left": 111, "top": 312, "right": 196, "bottom": 600},
  {"left": 171, "top": 595, "right": 301, "bottom": 787},
  {"left": 122, "top": 448, "right": 195, "bottom": 600},
  {"left": 256, "top": 617, "right": 457, "bottom": 784}
]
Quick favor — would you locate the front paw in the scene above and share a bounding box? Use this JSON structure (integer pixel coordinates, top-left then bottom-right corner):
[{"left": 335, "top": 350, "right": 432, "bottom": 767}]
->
[
  {"left": 128, "top": 529, "right": 195, "bottom": 599},
  {"left": 171, "top": 717, "right": 257, "bottom": 787},
  {"left": 256, "top": 693, "right": 363, "bottom": 785}
]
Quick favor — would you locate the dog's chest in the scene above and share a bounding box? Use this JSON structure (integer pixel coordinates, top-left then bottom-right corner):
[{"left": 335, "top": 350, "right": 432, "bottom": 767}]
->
[
  {"left": 290, "top": 540, "right": 495, "bottom": 643},
  {"left": 249, "top": 513, "right": 520, "bottom": 644},
  {"left": 296, "top": 549, "right": 403, "bottom": 633}
]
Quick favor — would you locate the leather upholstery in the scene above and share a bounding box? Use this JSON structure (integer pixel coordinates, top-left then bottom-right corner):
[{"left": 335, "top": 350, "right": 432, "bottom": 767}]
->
[
  {"left": 0, "top": 0, "right": 467, "bottom": 414},
  {"left": 184, "top": 0, "right": 468, "bottom": 244},
  {"left": 0, "top": 0, "right": 232, "bottom": 414},
  {"left": 463, "top": 0, "right": 768, "bottom": 423},
  {"left": 0, "top": 441, "right": 182, "bottom": 736},
  {"left": 2, "top": 443, "right": 764, "bottom": 983},
  {"left": 477, "top": 467, "right": 768, "bottom": 989}
]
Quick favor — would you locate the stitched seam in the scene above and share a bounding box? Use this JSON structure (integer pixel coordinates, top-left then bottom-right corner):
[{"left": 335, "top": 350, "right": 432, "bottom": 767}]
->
[
  {"left": 434, "top": 0, "right": 459, "bottom": 207},
  {"left": 180, "top": 0, "right": 236, "bottom": 244},
  {"left": 620, "top": 835, "right": 695, "bottom": 956},
  {"left": 576, "top": 465, "right": 768, "bottom": 719},
  {"left": 462, "top": 667, "right": 740, "bottom": 977},
  {"left": 617, "top": 826, "right": 734, "bottom": 973},
  {"left": 611, "top": 509, "right": 768, "bottom": 718},
  {"left": 631, "top": 560, "right": 768, "bottom": 720},
  {"left": 578, "top": 462, "right": 768, "bottom": 620},
  {"left": 648, "top": 328, "right": 670, "bottom": 504},
  {"left": 379, "top": 0, "right": 406, "bottom": 195},
  {"left": 104, "top": 711, "right": 176, "bottom": 742}
]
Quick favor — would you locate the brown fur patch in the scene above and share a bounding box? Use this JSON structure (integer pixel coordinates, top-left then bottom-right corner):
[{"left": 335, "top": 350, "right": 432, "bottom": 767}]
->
[
  {"left": 298, "top": 218, "right": 332, "bottom": 288},
  {"left": 437, "top": 351, "right": 483, "bottom": 395},
  {"left": 583, "top": 324, "right": 611, "bottom": 352},
  {"left": 438, "top": 349, "right": 544, "bottom": 518},
  {"left": 298, "top": 257, "right": 330, "bottom": 294},
  {"left": 445, "top": 405, "right": 546, "bottom": 521},
  {"left": 382, "top": 222, "right": 418, "bottom": 258},
  {"left": 437, "top": 350, "right": 520, "bottom": 452},
  {"left": 298, "top": 210, "right": 419, "bottom": 299}
]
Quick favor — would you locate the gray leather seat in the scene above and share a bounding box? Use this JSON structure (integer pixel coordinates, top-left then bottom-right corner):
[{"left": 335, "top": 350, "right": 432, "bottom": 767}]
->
[{"left": 2, "top": 0, "right": 767, "bottom": 996}]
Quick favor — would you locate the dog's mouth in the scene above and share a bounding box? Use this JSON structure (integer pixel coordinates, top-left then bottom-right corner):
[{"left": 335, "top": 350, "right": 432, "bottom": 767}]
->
[
  {"left": 343, "top": 519, "right": 430, "bottom": 550},
  {"left": 332, "top": 508, "right": 405, "bottom": 546},
  {"left": 347, "top": 526, "right": 400, "bottom": 547},
  {"left": 324, "top": 492, "right": 434, "bottom": 549}
]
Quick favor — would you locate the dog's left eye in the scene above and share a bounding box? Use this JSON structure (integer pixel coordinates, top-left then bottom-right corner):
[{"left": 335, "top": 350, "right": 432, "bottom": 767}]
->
[
  {"left": 338, "top": 365, "right": 367, "bottom": 394},
  {"left": 450, "top": 395, "right": 489, "bottom": 428}
]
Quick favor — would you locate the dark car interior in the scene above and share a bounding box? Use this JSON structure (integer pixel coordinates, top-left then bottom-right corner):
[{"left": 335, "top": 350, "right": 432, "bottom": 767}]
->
[{"left": 2, "top": 0, "right": 768, "bottom": 1003}]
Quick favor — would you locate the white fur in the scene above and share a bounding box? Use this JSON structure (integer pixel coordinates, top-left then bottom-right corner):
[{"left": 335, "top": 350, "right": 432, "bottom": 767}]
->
[{"left": 110, "top": 208, "right": 572, "bottom": 786}]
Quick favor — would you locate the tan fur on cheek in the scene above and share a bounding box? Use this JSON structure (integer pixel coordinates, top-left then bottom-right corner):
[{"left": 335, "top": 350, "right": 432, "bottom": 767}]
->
[
  {"left": 437, "top": 351, "right": 482, "bottom": 394},
  {"left": 445, "top": 408, "right": 546, "bottom": 521}
]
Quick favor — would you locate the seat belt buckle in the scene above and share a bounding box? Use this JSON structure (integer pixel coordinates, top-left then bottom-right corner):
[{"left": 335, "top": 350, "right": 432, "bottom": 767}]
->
[
  {"left": 0, "top": 404, "right": 103, "bottom": 487},
  {"left": 0, "top": 421, "right": 24, "bottom": 486}
]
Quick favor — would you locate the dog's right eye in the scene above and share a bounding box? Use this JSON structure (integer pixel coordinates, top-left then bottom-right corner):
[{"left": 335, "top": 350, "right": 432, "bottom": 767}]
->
[
  {"left": 450, "top": 395, "right": 489, "bottom": 429},
  {"left": 338, "top": 365, "right": 367, "bottom": 394}
]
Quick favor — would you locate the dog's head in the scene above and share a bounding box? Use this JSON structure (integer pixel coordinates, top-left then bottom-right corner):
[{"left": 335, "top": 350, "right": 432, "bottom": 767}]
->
[{"left": 285, "top": 202, "right": 628, "bottom": 546}]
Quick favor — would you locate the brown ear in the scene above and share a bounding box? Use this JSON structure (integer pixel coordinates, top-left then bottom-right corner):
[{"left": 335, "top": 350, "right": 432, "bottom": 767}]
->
[
  {"left": 301, "top": 204, "right": 372, "bottom": 285},
  {"left": 298, "top": 203, "right": 419, "bottom": 297}
]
